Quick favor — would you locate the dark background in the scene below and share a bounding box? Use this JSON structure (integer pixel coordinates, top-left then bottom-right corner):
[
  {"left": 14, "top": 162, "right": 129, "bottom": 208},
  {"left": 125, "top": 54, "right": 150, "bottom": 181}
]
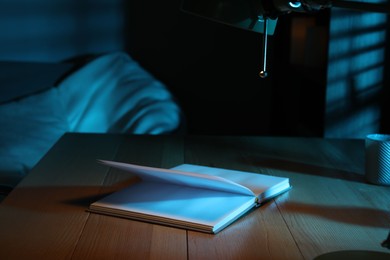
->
[
  {"left": 0, "top": 0, "right": 389, "bottom": 137},
  {"left": 124, "top": 0, "right": 330, "bottom": 136}
]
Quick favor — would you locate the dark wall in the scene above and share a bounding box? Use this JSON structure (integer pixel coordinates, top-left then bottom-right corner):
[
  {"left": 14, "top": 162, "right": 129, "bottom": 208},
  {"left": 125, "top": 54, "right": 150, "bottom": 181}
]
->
[
  {"left": 0, "top": 0, "right": 124, "bottom": 62},
  {"left": 271, "top": 13, "right": 329, "bottom": 137},
  {"left": 0, "top": 0, "right": 330, "bottom": 136},
  {"left": 124, "top": 0, "right": 275, "bottom": 135},
  {"left": 123, "top": 0, "right": 330, "bottom": 136}
]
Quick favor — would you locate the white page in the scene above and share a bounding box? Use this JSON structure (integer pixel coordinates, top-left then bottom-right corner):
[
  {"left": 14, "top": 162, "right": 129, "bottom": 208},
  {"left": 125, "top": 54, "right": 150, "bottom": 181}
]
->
[
  {"left": 99, "top": 160, "right": 254, "bottom": 196},
  {"left": 92, "top": 161, "right": 290, "bottom": 233},
  {"left": 171, "top": 164, "right": 290, "bottom": 199},
  {"left": 90, "top": 181, "right": 256, "bottom": 232}
]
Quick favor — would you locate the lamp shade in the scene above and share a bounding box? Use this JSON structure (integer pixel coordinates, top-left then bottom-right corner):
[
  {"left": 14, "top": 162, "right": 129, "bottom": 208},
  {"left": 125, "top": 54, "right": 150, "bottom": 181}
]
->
[{"left": 181, "top": 0, "right": 277, "bottom": 35}]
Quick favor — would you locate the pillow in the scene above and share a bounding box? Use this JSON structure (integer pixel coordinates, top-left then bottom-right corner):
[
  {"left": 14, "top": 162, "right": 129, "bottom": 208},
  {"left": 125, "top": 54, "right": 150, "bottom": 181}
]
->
[
  {"left": 0, "top": 52, "right": 181, "bottom": 188},
  {"left": 57, "top": 52, "right": 181, "bottom": 134}
]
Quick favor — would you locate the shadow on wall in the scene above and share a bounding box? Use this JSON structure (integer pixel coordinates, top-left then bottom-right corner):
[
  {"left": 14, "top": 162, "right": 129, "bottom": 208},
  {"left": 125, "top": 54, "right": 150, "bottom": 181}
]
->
[{"left": 325, "top": 6, "right": 388, "bottom": 138}]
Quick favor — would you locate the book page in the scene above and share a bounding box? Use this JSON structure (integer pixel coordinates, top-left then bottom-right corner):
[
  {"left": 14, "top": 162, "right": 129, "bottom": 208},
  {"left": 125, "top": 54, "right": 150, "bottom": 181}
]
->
[
  {"left": 90, "top": 181, "right": 256, "bottom": 233},
  {"left": 92, "top": 161, "right": 290, "bottom": 233},
  {"left": 99, "top": 160, "right": 254, "bottom": 196},
  {"left": 171, "top": 164, "right": 290, "bottom": 201}
]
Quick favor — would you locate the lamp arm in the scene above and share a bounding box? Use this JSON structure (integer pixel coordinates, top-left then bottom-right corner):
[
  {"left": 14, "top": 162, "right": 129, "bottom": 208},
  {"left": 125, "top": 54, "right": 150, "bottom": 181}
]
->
[{"left": 264, "top": 0, "right": 390, "bottom": 16}]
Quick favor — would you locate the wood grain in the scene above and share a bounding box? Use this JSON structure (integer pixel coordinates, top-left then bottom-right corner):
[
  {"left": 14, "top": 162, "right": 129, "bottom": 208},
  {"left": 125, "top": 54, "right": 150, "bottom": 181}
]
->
[
  {"left": 0, "top": 134, "right": 389, "bottom": 260},
  {"left": 72, "top": 135, "right": 187, "bottom": 259},
  {"left": 0, "top": 133, "right": 123, "bottom": 259},
  {"left": 184, "top": 136, "right": 303, "bottom": 259}
]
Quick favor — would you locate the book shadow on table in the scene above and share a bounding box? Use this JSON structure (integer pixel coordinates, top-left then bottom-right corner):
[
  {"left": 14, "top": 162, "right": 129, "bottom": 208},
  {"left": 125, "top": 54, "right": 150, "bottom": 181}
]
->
[
  {"left": 35, "top": 177, "right": 139, "bottom": 209},
  {"left": 62, "top": 178, "right": 142, "bottom": 208},
  {"left": 0, "top": 186, "right": 111, "bottom": 212},
  {"left": 241, "top": 156, "right": 366, "bottom": 183},
  {"left": 63, "top": 191, "right": 113, "bottom": 208}
]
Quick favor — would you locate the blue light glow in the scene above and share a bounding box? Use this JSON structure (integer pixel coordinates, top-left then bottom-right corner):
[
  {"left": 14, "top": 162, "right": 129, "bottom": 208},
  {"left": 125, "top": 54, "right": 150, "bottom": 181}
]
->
[
  {"left": 354, "top": 67, "right": 383, "bottom": 91},
  {"left": 326, "top": 106, "right": 381, "bottom": 137},
  {"left": 325, "top": 7, "right": 387, "bottom": 138},
  {"left": 289, "top": 2, "right": 302, "bottom": 8},
  {"left": 352, "top": 31, "right": 386, "bottom": 50}
]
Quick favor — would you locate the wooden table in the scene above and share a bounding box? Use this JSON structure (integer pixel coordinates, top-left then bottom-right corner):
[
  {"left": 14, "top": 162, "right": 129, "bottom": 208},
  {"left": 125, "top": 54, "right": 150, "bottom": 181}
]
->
[{"left": 1, "top": 133, "right": 389, "bottom": 259}]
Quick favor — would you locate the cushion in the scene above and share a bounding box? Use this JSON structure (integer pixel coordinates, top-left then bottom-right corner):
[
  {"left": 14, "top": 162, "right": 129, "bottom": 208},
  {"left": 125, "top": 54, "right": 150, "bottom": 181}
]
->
[{"left": 0, "top": 52, "right": 181, "bottom": 187}]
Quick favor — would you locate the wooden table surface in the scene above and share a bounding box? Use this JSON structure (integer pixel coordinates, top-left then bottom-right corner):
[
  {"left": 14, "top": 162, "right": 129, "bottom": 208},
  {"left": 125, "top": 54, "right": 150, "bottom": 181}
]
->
[{"left": 0, "top": 133, "right": 389, "bottom": 259}]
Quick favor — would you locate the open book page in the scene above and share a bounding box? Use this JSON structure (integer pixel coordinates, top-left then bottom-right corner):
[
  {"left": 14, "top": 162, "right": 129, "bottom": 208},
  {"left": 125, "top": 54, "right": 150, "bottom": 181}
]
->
[
  {"left": 89, "top": 181, "right": 256, "bottom": 233},
  {"left": 92, "top": 161, "right": 291, "bottom": 233},
  {"left": 171, "top": 164, "right": 290, "bottom": 202},
  {"left": 99, "top": 160, "right": 254, "bottom": 196}
]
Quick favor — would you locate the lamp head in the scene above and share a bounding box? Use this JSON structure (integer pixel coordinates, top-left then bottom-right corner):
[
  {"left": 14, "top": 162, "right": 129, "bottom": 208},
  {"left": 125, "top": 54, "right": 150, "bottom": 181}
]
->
[
  {"left": 181, "top": 0, "right": 331, "bottom": 35},
  {"left": 180, "top": 0, "right": 388, "bottom": 78}
]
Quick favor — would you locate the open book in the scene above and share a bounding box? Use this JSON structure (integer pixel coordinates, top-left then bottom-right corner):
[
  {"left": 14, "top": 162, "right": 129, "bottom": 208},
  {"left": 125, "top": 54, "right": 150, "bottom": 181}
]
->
[{"left": 89, "top": 160, "right": 291, "bottom": 234}]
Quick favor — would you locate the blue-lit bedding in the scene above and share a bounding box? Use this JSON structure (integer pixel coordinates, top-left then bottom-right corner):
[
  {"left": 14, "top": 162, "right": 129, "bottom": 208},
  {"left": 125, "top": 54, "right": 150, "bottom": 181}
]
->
[{"left": 0, "top": 52, "right": 181, "bottom": 187}]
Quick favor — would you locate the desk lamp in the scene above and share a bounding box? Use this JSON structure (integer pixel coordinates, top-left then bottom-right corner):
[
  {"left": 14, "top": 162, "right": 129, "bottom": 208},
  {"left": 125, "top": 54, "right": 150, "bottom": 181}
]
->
[{"left": 181, "top": 0, "right": 390, "bottom": 78}]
